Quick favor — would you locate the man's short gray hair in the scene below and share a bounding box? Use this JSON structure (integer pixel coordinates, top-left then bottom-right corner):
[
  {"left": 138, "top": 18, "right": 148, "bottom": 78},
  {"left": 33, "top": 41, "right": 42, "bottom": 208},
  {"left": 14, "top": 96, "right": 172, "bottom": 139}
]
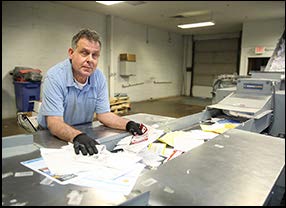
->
[{"left": 71, "top": 29, "right": 102, "bottom": 49}]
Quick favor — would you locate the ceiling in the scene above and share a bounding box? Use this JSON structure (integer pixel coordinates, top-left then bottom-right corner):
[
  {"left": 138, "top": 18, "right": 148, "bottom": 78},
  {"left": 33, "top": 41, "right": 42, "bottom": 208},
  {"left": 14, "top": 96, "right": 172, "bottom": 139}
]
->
[{"left": 52, "top": 1, "right": 285, "bottom": 35}]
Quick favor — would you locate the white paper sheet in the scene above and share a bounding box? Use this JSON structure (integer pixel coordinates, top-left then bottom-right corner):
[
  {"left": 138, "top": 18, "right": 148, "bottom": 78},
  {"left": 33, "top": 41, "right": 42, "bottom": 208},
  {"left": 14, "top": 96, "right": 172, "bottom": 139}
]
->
[
  {"left": 70, "top": 163, "right": 145, "bottom": 195},
  {"left": 187, "top": 130, "right": 219, "bottom": 140},
  {"left": 20, "top": 157, "right": 78, "bottom": 185},
  {"left": 174, "top": 136, "right": 204, "bottom": 152}
]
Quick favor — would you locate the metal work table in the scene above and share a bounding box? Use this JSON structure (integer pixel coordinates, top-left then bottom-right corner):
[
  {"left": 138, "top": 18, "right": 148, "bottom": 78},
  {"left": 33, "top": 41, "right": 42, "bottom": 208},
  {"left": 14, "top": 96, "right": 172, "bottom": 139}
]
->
[
  {"left": 2, "top": 113, "right": 285, "bottom": 206},
  {"left": 2, "top": 113, "right": 174, "bottom": 206}
]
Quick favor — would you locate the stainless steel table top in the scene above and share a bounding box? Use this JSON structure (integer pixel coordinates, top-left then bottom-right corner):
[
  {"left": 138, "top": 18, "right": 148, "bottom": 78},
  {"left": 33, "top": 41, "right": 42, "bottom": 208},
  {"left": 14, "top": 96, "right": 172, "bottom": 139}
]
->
[{"left": 131, "top": 128, "right": 285, "bottom": 206}]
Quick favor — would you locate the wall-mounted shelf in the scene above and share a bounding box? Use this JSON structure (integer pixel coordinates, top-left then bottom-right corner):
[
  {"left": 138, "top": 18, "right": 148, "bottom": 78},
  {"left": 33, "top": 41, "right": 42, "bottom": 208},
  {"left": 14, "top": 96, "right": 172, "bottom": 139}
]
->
[
  {"left": 122, "top": 82, "right": 144, "bottom": 88},
  {"left": 119, "top": 53, "right": 137, "bottom": 76},
  {"left": 120, "top": 74, "right": 136, "bottom": 77},
  {"left": 153, "top": 81, "right": 172, "bottom": 84}
]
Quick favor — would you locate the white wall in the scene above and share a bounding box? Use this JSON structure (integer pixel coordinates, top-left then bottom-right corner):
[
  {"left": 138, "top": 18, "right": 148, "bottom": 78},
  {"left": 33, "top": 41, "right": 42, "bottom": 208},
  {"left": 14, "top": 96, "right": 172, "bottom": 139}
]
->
[
  {"left": 239, "top": 18, "right": 285, "bottom": 75},
  {"left": 112, "top": 18, "right": 183, "bottom": 101},
  {"left": 2, "top": 1, "right": 184, "bottom": 119}
]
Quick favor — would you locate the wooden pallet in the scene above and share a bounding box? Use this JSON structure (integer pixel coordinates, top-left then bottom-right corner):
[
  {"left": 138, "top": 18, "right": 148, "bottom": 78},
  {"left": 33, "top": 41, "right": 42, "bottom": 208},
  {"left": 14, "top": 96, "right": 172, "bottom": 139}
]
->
[
  {"left": 112, "top": 108, "right": 129, "bottom": 114},
  {"left": 110, "top": 96, "right": 131, "bottom": 115}
]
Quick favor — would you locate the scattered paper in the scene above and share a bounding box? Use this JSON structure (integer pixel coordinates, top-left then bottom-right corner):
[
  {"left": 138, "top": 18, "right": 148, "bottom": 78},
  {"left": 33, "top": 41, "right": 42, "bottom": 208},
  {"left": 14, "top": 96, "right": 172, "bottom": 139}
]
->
[
  {"left": 137, "top": 150, "right": 165, "bottom": 168},
  {"left": 2, "top": 172, "right": 13, "bottom": 179},
  {"left": 200, "top": 122, "right": 239, "bottom": 134},
  {"left": 67, "top": 190, "right": 84, "bottom": 206},
  {"left": 71, "top": 163, "right": 145, "bottom": 195},
  {"left": 186, "top": 130, "right": 219, "bottom": 140},
  {"left": 21, "top": 157, "right": 78, "bottom": 185},
  {"left": 166, "top": 150, "right": 184, "bottom": 161},
  {"left": 115, "top": 125, "right": 164, "bottom": 153},
  {"left": 174, "top": 136, "right": 204, "bottom": 152},
  {"left": 14, "top": 171, "right": 34, "bottom": 177},
  {"left": 148, "top": 142, "right": 166, "bottom": 156}
]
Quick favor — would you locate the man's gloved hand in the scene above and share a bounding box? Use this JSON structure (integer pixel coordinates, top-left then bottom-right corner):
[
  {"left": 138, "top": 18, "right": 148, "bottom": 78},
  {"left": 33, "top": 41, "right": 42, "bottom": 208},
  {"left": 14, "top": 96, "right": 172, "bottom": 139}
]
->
[
  {"left": 126, "top": 121, "right": 143, "bottom": 136},
  {"left": 73, "top": 133, "right": 99, "bottom": 156}
]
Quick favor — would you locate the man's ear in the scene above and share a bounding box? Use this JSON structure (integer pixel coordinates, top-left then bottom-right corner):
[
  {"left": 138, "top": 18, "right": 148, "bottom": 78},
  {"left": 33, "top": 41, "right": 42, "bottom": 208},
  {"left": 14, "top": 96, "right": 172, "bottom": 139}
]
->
[{"left": 68, "top": 48, "right": 74, "bottom": 59}]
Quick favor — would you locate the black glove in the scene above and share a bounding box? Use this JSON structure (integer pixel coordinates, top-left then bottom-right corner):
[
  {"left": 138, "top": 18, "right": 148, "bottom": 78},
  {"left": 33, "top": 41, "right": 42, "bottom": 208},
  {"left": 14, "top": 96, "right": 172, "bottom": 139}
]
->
[
  {"left": 73, "top": 133, "right": 99, "bottom": 156},
  {"left": 126, "top": 121, "right": 143, "bottom": 136}
]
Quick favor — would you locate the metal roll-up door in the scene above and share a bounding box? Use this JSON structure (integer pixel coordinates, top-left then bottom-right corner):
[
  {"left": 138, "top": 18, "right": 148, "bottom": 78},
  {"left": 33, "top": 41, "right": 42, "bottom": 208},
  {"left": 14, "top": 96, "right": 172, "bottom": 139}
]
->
[{"left": 192, "top": 38, "right": 240, "bottom": 97}]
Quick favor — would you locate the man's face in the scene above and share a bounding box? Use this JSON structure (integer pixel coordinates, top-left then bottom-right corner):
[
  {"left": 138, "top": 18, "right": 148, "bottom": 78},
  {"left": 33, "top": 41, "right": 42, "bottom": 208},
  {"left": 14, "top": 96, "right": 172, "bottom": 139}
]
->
[{"left": 68, "top": 38, "right": 101, "bottom": 78}]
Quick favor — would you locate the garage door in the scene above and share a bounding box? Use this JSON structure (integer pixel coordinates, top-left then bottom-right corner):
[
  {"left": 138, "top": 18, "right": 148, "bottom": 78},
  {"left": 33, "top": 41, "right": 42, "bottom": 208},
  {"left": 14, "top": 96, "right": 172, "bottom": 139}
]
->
[{"left": 192, "top": 38, "right": 240, "bottom": 98}]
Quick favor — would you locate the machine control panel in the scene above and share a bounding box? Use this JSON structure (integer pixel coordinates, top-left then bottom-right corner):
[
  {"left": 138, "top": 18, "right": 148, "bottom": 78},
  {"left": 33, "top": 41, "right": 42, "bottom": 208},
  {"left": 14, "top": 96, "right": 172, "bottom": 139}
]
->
[
  {"left": 236, "top": 78, "right": 273, "bottom": 95},
  {"left": 243, "top": 83, "right": 264, "bottom": 90}
]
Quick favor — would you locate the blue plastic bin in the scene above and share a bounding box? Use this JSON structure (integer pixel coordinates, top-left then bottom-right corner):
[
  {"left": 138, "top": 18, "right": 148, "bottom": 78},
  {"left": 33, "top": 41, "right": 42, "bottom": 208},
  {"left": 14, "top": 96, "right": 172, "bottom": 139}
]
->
[{"left": 13, "top": 81, "right": 41, "bottom": 112}]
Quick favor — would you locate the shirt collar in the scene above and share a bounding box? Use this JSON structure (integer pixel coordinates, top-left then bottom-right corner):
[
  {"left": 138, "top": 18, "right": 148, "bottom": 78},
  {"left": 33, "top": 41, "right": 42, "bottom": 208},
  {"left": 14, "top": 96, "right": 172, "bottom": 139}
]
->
[{"left": 66, "top": 58, "right": 96, "bottom": 88}]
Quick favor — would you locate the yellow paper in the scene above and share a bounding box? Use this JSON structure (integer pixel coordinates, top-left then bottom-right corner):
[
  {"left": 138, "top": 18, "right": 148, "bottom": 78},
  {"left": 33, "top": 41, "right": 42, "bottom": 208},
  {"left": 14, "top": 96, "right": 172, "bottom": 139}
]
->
[
  {"left": 158, "top": 131, "right": 188, "bottom": 147},
  {"left": 200, "top": 123, "right": 238, "bottom": 134}
]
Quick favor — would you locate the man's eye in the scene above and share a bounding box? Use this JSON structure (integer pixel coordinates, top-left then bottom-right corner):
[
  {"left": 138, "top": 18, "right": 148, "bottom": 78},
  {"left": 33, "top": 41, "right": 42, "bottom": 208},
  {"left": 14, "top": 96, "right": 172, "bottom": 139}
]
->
[
  {"left": 92, "top": 54, "right": 99, "bottom": 59},
  {"left": 81, "top": 51, "right": 88, "bottom": 56}
]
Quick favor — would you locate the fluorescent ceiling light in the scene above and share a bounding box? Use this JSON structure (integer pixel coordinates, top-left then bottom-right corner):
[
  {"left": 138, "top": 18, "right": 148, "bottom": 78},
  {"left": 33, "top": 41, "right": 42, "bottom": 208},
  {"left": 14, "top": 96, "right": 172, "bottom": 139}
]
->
[
  {"left": 96, "top": 1, "right": 124, "bottom": 6},
  {"left": 178, "top": 21, "right": 215, "bottom": 29}
]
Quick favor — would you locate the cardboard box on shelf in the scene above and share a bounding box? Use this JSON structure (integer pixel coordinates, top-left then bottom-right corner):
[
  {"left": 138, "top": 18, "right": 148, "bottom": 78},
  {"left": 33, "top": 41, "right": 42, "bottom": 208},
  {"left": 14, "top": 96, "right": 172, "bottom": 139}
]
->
[{"left": 120, "top": 53, "right": 136, "bottom": 62}]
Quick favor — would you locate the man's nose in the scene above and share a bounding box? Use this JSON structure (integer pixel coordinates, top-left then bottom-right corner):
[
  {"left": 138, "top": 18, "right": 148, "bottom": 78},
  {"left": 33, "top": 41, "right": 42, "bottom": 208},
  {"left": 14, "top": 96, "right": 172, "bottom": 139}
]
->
[{"left": 87, "top": 54, "right": 93, "bottom": 61}]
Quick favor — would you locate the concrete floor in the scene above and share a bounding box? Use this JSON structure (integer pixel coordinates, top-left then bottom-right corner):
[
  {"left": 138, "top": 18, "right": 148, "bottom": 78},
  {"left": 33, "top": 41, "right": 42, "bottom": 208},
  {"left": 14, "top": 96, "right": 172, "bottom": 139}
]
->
[
  {"left": 126, "top": 96, "right": 211, "bottom": 118},
  {"left": 2, "top": 96, "right": 211, "bottom": 137}
]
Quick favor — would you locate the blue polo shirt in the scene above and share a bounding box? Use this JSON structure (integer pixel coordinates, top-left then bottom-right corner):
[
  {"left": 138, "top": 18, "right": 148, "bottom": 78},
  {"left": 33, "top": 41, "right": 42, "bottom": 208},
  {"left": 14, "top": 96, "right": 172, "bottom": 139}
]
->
[{"left": 37, "top": 59, "right": 110, "bottom": 128}]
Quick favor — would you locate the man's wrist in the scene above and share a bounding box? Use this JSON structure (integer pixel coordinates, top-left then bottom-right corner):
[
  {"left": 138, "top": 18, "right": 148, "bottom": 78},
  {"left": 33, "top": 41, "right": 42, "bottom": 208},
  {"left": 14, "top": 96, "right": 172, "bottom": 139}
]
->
[{"left": 72, "top": 133, "right": 86, "bottom": 143}]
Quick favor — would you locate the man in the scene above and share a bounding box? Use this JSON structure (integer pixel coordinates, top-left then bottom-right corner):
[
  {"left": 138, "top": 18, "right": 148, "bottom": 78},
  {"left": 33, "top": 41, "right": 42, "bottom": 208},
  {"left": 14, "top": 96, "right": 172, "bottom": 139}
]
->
[{"left": 37, "top": 29, "right": 143, "bottom": 156}]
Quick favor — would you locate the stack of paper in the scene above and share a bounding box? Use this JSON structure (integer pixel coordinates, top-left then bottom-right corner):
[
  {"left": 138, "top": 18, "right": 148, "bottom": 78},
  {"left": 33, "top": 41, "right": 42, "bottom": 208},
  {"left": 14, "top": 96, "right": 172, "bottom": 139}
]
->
[{"left": 22, "top": 143, "right": 146, "bottom": 195}]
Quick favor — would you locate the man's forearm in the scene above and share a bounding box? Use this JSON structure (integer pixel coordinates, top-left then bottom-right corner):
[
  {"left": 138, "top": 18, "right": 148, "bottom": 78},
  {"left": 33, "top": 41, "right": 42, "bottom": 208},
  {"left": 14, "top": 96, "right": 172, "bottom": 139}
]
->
[
  {"left": 47, "top": 116, "right": 82, "bottom": 143},
  {"left": 97, "top": 112, "right": 129, "bottom": 130}
]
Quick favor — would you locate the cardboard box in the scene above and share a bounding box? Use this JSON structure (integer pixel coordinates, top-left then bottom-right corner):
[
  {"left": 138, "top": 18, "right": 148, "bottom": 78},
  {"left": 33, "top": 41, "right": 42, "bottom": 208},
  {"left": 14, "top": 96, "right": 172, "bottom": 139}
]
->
[{"left": 120, "top": 53, "right": 136, "bottom": 62}]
